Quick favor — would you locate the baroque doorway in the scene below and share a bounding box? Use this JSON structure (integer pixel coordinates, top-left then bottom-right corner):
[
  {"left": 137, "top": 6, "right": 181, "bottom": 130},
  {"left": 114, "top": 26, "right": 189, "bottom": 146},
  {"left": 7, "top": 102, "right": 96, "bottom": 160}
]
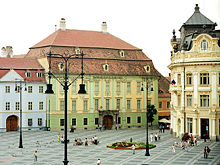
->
[
  {"left": 201, "top": 119, "right": 209, "bottom": 139},
  {"left": 6, "top": 115, "right": 18, "bottom": 131},
  {"left": 103, "top": 115, "right": 113, "bottom": 129}
]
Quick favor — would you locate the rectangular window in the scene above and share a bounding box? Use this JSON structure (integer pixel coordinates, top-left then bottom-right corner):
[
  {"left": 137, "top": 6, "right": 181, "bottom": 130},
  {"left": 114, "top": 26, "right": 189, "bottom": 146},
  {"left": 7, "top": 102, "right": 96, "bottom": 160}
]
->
[
  {"left": 71, "top": 81, "right": 76, "bottom": 94},
  {"left": 177, "top": 74, "right": 181, "bottom": 85},
  {"left": 159, "top": 102, "right": 162, "bottom": 108},
  {"left": 127, "top": 82, "right": 131, "bottom": 93},
  {"left": 186, "top": 73, "right": 192, "bottom": 85},
  {"left": 118, "top": 117, "right": 121, "bottom": 124},
  {"left": 83, "top": 118, "right": 88, "bottom": 125},
  {"left": 95, "top": 99, "right": 99, "bottom": 110},
  {"left": 137, "top": 82, "right": 141, "bottom": 92},
  {"left": 127, "top": 117, "right": 131, "bottom": 124},
  {"left": 72, "top": 118, "right": 76, "bottom": 126},
  {"left": 178, "top": 95, "right": 181, "bottom": 106},
  {"left": 116, "top": 99, "right": 120, "bottom": 110},
  {"left": 200, "top": 73, "right": 209, "bottom": 85},
  {"left": 15, "top": 85, "right": 20, "bottom": 93},
  {"left": 38, "top": 118, "right": 42, "bottom": 126},
  {"left": 39, "top": 102, "right": 43, "bottom": 110},
  {"left": 28, "top": 119, "right": 33, "bottom": 126},
  {"left": 28, "top": 86, "right": 33, "bottom": 93},
  {"left": 116, "top": 82, "right": 120, "bottom": 92},
  {"left": 25, "top": 72, "right": 31, "bottom": 77},
  {"left": 5, "top": 86, "right": 10, "bottom": 93},
  {"left": 200, "top": 95, "right": 209, "bottom": 107},
  {"left": 106, "top": 81, "right": 110, "bottom": 92},
  {"left": 95, "top": 118, "right": 99, "bottom": 125},
  {"left": 137, "top": 100, "right": 141, "bottom": 111},
  {"left": 187, "top": 118, "right": 192, "bottom": 134},
  {"left": 60, "top": 100, "right": 64, "bottom": 111},
  {"left": 127, "top": 100, "right": 131, "bottom": 111},
  {"left": 72, "top": 100, "right": 76, "bottom": 111},
  {"left": 137, "top": 116, "right": 141, "bottom": 123},
  {"left": 28, "top": 102, "right": 33, "bottom": 110},
  {"left": 15, "top": 102, "right": 20, "bottom": 111},
  {"left": 5, "top": 102, "right": 10, "bottom": 111},
  {"left": 95, "top": 81, "right": 99, "bottom": 92},
  {"left": 186, "top": 95, "right": 192, "bottom": 107},
  {"left": 60, "top": 119, "right": 64, "bottom": 126},
  {"left": 36, "top": 72, "right": 43, "bottom": 77},
  {"left": 83, "top": 100, "right": 88, "bottom": 111},
  {"left": 39, "top": 86, "right": 43, "bottom": 93},
  {"left": 167, "top": 101, "right": 170, "bottom": 108},
  {"left": 106, "top": 99, "right": 110, "bottom": 110}
]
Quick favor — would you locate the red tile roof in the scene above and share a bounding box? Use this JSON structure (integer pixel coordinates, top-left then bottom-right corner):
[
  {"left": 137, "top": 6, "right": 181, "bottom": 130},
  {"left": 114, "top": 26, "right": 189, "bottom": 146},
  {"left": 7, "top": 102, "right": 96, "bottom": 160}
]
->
[
  {"left": 31, "top": 29, "right": 140, "bottom": 50},
  {"left": 0, "top": 57, "right": 43, "bottom": 69}
]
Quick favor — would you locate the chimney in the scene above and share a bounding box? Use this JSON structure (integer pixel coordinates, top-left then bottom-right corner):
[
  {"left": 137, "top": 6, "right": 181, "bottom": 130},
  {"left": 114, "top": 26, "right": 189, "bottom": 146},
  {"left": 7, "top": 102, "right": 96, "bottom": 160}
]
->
[
  {"left": 60, "top": 18, "right": 66, "bottom": 31},
  {"left": 1, "top": 47, "right": 6, "bottom": 57},
  {"left": 6, "top": 46, "right": 13, "bottom": 58},
  {"left": 101, "top": 22, "right": 107, "bottom": 34}
]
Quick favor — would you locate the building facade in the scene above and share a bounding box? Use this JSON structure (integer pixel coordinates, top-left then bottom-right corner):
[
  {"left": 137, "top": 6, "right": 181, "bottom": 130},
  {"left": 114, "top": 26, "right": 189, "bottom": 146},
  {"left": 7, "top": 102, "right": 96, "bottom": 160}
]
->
[
  {"left": 169, "top": 4, "right": 220, "bottom": 141},
  {"left": 25, "top": 19, "right": 160, "bottom": 130},
  {"left": 0, "top": 57, "right": 47, "bottom": 131}
]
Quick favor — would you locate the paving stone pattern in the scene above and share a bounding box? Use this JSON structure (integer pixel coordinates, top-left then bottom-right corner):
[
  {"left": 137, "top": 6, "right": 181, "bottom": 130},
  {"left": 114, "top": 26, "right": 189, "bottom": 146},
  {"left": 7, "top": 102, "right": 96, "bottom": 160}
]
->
[{"left": 0, "top": 128, "right": 220, "bottom": 165}]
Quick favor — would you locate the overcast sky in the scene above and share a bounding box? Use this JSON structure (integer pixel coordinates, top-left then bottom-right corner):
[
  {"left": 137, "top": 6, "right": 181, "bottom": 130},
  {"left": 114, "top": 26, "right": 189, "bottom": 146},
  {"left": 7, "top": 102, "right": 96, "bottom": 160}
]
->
[{"left": 0, "top": 0, "right": 219, "bottom": 76}]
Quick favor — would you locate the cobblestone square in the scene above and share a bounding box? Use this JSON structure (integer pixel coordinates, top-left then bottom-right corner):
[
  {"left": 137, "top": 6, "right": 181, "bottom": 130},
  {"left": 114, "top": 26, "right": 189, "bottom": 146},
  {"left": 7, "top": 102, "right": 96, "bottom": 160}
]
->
[{"left": 0, "top": 128, "right": 220, "bottom": 165}]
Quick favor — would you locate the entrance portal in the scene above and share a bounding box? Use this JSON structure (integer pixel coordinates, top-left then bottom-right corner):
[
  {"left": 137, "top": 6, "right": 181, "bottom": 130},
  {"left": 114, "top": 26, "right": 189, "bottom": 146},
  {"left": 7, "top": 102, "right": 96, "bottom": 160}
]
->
[
  {"left": 201, "top": 119, "right": 209, "bottom": 139},
  {"left": 6, "top": 115, "right": 18, "bottom": 131},
  {"left": 103, "top": 115, "right": 113, "bottom": 129}
]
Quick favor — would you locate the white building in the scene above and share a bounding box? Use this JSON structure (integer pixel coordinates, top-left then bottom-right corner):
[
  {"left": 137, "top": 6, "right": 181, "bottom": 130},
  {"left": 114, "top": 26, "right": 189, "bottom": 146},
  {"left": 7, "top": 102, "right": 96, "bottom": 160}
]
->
[
  {"left": 169, "top": 4, "right": 220, "bottom": 141},
  {"left": 0, "top": 57, "right": 47, "bottom": 131}
]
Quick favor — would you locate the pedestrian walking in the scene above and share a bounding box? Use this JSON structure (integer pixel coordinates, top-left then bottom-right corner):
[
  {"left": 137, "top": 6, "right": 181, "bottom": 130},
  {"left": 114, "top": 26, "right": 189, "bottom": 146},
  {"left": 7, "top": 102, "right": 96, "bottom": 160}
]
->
[
  {"left": 172, "top": 144, "right": 175, "bottom": 153},
  {"left": 207, "top": 146, "right": 211, "bottom": 158},
  {"left": 150, "top": 133, "right": 153, "bottom": 142},
  {"left": 97, "top": 158, "right": 101, "bottom": 165},
  {"left": 155, "top": 133, "right": 158, "bottom": 141},
  {"left": 132, "top": 144, "right": 135, "bottom": 154},
  {"left": 194, "top": 137, "right": 197, "bottom": 146},
  {"left": 34, "top": 150, "right": 38, "bottom": 161},
  {"left": 162, "top": 125, "right": 165, "bottom": 133},
  {"left": 185, "top": 141, "right": 189, "bottom": 152},
  {"left": 85, "top": 138, "right": 88, "bottom": 146},
  {"left": 115, "top": 124, "right": 118, "bottom": 130},
  {"left": 204, "top": 146, "right": 208, "bottom": 159},
  {"left": 57, "top": 133, "right": 60, "bottom": 143}
]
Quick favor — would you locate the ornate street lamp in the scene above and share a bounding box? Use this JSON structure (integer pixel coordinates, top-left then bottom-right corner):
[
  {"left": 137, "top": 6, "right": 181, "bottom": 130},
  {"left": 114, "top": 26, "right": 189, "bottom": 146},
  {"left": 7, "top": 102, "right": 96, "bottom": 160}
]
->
[
  {"left": 45, "top": 51, "right": 86, "bottom": 165},
  {"left": 15, "top": 79, "right": 27, "bottom": 148},
  {"left": 141, "top": 79, "right": 151, "bottom": 156}
]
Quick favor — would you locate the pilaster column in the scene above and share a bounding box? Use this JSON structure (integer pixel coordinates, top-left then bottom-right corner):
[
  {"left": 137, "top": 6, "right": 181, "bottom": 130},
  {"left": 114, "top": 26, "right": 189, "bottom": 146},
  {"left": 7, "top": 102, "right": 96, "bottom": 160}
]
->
[
  {"left": 212, "top": 119, "right": 216, "bottom": 137},
  {"left": 180, "top": 117, "right": 184, "bottom": 135},
  {"left": 193, "top": 117, "right": 197, "bottom": 137},
  {"left": 193, "top": 72, "right": 198, "bottom": 107},
  {"left": 212, "top": 72, "right": 217, "bottom": 106}
]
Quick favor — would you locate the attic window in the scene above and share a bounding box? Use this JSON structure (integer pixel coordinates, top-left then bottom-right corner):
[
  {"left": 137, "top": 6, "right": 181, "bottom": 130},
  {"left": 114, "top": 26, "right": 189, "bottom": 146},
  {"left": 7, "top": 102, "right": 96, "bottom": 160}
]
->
[
  {"left": 25, "top": 72, "right": 31, "bottom": 77},
  {"left": 36, "top": 72, "right": 43, "bottom": 77},
  {"left": 144, "top": 65, "right": 150, "bottom": 72},
  {"left": 201, "top": 40, "right": 208, "bottom": 51},
  {"left": 119, "top": 50, "right": 125, "bottom": 57},
  {"left": 58, "top": 62, "right": 64, "bottom": 71},
  {"left": 75, "top": 48, "right": 81, "bottom": 54},
  {"left": 103, "top": 64, "right": 109, "bottom": 71}
]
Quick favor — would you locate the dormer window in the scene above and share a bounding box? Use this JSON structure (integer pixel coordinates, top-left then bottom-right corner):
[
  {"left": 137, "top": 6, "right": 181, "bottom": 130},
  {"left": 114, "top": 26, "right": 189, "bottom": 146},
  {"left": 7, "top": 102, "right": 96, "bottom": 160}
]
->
[
  {"left": 144, "top": 65, "right": 150, "bottom": 72},
  {"left": 201, "top": 40, "right": 208, "bottom": 51},
  {"left": 36, "top": 72, "right": 43, "bottom": 77},
  {"left": 58, "top": 62, "right": 64, "bottom": 71},
  {"left": 103, "top": 64, "right": 109, "bottom": 71},
  {"left": 75, "top": 48, "right": 81, "bottom": 54},
  {"left": 119, "top": 50, "right": 125, "bottom": 57},
  {"left": 25, "top": 72, "right": 31, "bottom": 77}
]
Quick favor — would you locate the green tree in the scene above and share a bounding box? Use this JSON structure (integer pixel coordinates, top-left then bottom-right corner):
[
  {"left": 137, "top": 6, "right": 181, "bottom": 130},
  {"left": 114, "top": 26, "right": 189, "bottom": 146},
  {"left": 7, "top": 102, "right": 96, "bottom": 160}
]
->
[{"left": 147, "top": 104, "right": 157, "bottom": 126}]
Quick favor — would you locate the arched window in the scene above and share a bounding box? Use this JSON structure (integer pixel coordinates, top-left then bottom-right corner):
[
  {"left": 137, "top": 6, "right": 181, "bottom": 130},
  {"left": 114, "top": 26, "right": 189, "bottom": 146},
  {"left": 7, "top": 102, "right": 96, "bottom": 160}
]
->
[{"left": 201, "top": 40, "right": 208, "bottom": 51}]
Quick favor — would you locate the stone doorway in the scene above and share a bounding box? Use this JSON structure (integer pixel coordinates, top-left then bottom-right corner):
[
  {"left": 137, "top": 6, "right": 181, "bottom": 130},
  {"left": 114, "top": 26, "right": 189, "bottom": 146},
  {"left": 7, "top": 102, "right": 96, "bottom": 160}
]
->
[
  {"left": 103, "top": 115, "right": 113, "bottom": 129},
  {"left": 6, "top": 115, "right": 18, "bottom": 131},
  {"left": 201, "top": 119, "right": 209, "bottom": 139}
]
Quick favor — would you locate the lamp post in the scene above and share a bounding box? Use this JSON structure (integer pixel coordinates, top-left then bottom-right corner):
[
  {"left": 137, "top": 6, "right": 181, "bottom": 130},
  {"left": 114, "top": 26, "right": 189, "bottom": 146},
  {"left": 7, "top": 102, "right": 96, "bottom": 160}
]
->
[
  {"left": 45, "top": 51, "right": 86, "bottom": 165},
  {"left": 15, "top": 79, "right": 27, "bottom": 148},
  {"left": 141, "top": 79, "right": 150, "bottom": 156}
]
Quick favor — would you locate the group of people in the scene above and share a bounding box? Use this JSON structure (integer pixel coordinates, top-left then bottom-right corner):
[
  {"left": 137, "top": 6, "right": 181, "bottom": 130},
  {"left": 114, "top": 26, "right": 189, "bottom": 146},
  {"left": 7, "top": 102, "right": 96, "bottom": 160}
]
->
[
  {"left": 204, "top": 146, "right": 211, "bottom": 159},
  {"left": 91, "top": 136, "right": 99, "bottom": 145},
  {"left": 159, "top": 124, "right": 166, "bottom": 133},
  {"left": 150, "top": 132, "right": 160, "bottom": 142}
]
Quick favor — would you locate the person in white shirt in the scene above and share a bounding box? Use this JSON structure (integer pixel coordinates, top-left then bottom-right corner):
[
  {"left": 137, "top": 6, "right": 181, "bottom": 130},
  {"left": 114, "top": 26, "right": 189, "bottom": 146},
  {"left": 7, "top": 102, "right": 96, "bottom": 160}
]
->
[
  {"left": 132, "top": 144, "right": 135, "bottom": 154},
  {"left": 97, "top": 158, "right": 101, "bottom": 165}
]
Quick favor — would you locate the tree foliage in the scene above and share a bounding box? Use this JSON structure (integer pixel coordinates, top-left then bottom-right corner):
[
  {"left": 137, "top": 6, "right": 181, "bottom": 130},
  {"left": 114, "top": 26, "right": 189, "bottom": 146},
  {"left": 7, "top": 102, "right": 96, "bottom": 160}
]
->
[{"left": 147, "top": 104, "right": 157, "bottom": 126}]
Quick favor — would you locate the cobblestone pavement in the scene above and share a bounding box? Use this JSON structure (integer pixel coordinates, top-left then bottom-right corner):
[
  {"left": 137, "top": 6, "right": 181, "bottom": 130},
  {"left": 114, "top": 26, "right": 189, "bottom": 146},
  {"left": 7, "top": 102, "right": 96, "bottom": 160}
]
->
[{"left": 0, "top": 128, "right": 220, "bottom": 165}]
